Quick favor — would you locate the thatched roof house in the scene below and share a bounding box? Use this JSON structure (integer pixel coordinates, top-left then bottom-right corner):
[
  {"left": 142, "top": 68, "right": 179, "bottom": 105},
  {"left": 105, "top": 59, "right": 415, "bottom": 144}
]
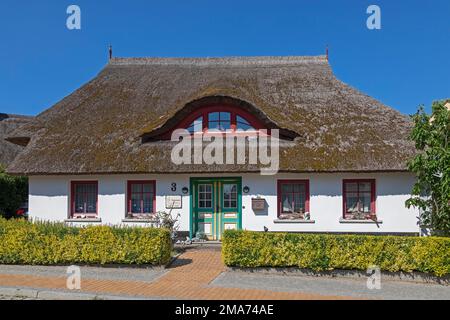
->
[
  {"left": 10, "top": 55, "right": 421, "bottom": 236},
  {"left": 0, "top": 113, "right": 33, "bottom": 166},
  {"left": 6, "top": 55, "right": 415, "bottom": 175}
]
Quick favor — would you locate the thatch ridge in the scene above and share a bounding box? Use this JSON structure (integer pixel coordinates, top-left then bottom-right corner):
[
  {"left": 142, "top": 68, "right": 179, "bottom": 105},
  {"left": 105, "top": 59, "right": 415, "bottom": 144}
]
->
[{"left": 110, "top": 55, "right": 328, "bottom": 67}]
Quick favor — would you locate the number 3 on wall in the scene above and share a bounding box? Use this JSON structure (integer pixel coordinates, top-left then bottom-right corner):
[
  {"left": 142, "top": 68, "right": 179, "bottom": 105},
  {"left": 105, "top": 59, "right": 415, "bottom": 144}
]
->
[{"left": 171, "top": 183, "right": 177, "bottom": 192}]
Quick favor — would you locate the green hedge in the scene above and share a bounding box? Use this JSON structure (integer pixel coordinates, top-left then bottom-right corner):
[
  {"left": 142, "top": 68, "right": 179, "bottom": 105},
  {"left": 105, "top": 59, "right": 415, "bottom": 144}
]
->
[
  {"left": 0, "top": 164, "right": 27, "bottom": 218},
  {"left": 222, "top": 230, "right": 450, "bottom": 277},
  {"left": 0, "top": 218, "right": 172, "bottom": 265}
]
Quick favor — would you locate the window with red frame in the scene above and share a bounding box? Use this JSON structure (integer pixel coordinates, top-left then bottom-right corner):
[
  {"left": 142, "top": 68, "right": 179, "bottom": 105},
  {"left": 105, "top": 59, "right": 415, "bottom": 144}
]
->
[
  {"left": 127, "top": 181, "right": 156, "bottom": 218},
  {"left": 343, "top": 179, "right": 376, "bottom": 220},
  {"left": 71, "top": 181, "right": 98, "bottom": 218},
  {"left": 277, "top": 180, "right": 310, "bottom": 220},
  {"left": 182, "top": 106, "right": 263, "bottom": 134}
]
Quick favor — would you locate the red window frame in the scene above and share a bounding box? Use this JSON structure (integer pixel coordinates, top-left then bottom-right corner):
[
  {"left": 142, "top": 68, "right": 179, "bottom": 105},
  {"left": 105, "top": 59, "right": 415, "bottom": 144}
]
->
[
  {"left": 277, "top": 180, "right": 310, "bottom": 218},
  {"left": 342, "top": 179, "right": 376, "bottom": 219},
  {"left": 127, "top": 180, "right": 156, "bottom": 217},
  {"left": 161, "top": 105, "right": 269, "bottom": 139},
  {"left": 70, "top": 181, "right": 98, "bottom": 218}
]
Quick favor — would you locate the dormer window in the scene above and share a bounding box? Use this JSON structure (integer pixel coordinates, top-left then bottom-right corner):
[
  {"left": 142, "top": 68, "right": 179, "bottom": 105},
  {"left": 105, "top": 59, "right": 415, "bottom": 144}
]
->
[
  {"left": 141, "top": 97, "right": 300, "bottom": 142},
  {"left": 178, "top": 105, "right": 262, "bottom": 134}
]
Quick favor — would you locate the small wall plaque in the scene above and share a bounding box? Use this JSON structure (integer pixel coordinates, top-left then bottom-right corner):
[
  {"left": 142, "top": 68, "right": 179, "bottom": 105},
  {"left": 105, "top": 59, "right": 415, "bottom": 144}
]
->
[
  {"left": 252, "top": 198, "right": 265, "bottom": 211},
  {"left": 165, "top": 195, "right": 182, "bottom": 209}
]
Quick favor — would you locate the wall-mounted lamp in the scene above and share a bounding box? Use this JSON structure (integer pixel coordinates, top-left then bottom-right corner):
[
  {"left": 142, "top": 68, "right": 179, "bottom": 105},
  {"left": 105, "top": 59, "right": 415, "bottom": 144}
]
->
[
  {"left": 182, "top": 187, "right": 189, "bottom": 195},
  {"left": 243, "top": 186, "right": 250, "bottom": 194}
]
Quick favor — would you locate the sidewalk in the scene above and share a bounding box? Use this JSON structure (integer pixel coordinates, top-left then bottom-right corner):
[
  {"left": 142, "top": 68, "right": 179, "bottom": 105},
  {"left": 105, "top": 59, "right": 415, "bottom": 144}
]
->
[
  {"left": 3, "top": 246, "right": 447, "bottom": 300},
  {"left": 0, "top": 246, "right": 347, "bottom": 300}
]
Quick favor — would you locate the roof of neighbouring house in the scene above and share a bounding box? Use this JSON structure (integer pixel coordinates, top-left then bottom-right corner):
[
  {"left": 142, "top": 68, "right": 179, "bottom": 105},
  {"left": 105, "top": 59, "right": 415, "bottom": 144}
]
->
[
  {"left": 6, "top": 55, "right": 415, "bottom": 175},
  {"left": 0, "top": 113, "right": 34, "bottom": 167}
]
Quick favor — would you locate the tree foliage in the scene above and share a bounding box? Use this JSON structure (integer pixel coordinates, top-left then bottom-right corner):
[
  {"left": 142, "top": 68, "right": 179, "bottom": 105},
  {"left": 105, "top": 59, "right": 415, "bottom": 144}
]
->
[
  {"left": 0, "top": 164, "right": 28, "bottom": 218},
  {"left": 406, "top": 100, "right": 450, "bottom": 235}
]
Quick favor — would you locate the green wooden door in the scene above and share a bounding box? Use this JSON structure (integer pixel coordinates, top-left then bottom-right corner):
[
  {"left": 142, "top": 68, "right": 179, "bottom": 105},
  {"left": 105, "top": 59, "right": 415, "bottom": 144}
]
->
[{"left": 191, "top": 177, "right": 242, "bottom": 240}]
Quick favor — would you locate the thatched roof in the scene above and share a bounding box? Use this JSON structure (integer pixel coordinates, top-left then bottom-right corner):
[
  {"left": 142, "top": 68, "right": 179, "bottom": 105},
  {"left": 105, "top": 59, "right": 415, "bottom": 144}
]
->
[
  {"left": 0, "top": 114, "right": 33, "bottom": 166},
  {"left": 6, "top": 56, "right": 415, "bottom": 175}
]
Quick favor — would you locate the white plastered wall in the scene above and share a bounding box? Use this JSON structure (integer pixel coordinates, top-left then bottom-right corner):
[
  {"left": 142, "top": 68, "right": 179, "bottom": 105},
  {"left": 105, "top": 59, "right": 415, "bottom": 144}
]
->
[{"left": 28, "top": 172, "right": 420, "bottom": 234}]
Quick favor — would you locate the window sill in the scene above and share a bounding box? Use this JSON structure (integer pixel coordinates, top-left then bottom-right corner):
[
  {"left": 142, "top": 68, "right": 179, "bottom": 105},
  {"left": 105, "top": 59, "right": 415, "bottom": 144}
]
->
[
  {"left": 122, "top": 219, "right": 156, "bottom": 223},
  {"left": 274, "top": 219, "right": 315, "bottom": 224},
  {"left": 339, "top": 218, "right": 382, "bottom": 224},
  {"left": 65, "top": 218, "right": 101, "bottom": 223}
]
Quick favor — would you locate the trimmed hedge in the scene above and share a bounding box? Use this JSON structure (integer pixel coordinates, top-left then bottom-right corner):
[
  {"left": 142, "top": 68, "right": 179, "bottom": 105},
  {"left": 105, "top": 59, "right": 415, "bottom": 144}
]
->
[
  {"left": 222, "top": 230, "right": 450, "bottom": 277},
  {"left": 0, "top": 218, "right": 172, "bottom": 265}
]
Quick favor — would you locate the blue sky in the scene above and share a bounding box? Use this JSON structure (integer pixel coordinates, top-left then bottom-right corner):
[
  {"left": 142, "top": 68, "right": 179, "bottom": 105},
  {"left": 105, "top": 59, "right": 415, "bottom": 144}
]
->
[{"left": 0, "top": 0, "right": 449, "bottom": 116}]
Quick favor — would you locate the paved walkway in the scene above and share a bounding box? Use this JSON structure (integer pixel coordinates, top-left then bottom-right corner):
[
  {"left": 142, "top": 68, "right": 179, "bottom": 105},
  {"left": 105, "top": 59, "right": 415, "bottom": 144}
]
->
[
  {"left": 1, "top": 246, "right": 447, "bottom": 300},
  {"left": 0, "top": 246, "right": 347, "bottom": 300}
]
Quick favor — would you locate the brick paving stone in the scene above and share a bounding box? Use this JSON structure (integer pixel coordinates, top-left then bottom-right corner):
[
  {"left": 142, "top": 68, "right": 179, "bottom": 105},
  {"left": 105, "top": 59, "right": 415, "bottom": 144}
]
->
[{"left": 0, "top": 247, "right": 351, "bottom": 300}]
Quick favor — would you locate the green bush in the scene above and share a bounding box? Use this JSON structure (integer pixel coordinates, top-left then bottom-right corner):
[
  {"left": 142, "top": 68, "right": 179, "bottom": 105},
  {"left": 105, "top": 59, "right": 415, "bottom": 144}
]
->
[
  {"left": 0, "top": 165, "right": 28, "bottom": 218},
  {"left": 222, "top": 230, "right": 450, "bottom": 277},
  {"left": 0, "top": 218, "right": 172, "bottom": 265}
]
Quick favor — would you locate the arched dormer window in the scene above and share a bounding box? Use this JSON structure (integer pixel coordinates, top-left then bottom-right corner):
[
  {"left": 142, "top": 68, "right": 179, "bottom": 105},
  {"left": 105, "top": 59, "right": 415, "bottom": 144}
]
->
[
  {"left": 181, "top": 105, "right": 262, "bottom": 134},
  {"left": 187, "top": 112, "right": 255, "bottom": 132},
  {"left": 141, "top": 96, "right": 300, "bottom": 142}
]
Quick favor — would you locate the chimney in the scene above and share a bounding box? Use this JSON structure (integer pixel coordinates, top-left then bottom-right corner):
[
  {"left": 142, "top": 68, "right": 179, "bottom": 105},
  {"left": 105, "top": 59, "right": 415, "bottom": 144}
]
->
[{"left": 109, "top": 45, "right": 113, "bottom": 60}]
